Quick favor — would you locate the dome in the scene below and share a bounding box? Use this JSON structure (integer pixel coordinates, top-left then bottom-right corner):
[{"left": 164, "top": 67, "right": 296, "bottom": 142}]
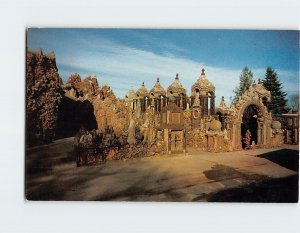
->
[
  {"left": 271, "top": 120, "right": 281, "bottom": 129},
  {"left": 150, "top": 78, "right": 166, "bottom": 97},
  {"left": 209, "top": 119, "right": 222, "bottom": 131},
  {"left": 125, "top": 88, "right": 136, "bottom": 100},
  {"left": 136, "top": 82, "right": 149, "bottom": 97},
  {"left": 167, "top": 73, "right": 186, "bottom": 97},
  {"left": 192, "top": 68, "right": 215, "bottom": 94}
]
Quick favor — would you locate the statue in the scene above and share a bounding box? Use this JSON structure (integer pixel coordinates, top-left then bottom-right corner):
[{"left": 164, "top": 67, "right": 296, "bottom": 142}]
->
[
  {"left": 140, "top": 118, "right": 150, "bottom": 143},
  {"left": 193, "top": 92, "right": 200, "bottom": 106},
  {"left": 243, "top": 130, "right": 252, "bottom": 150},
  {"left": 127, "top": 118, "right": 136, "bottom": 145}
]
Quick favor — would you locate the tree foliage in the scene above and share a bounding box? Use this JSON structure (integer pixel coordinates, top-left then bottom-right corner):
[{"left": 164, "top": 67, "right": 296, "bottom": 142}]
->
[
  {"left": 289, "top": 93, "right": 299, "bottom": 111},
  {"left": 263, "top": 67, "right": 289, "bottom": 116},
  {"left": 232, "top": 67, "right": 254, "bottom": 104}
]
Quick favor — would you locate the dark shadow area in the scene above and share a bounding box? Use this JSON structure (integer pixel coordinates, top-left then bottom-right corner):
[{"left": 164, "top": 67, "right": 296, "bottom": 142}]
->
[
  {"left": 201, "top": 162, "right": 299, "bottom": 203},
  {"left": 26, "top": 152, "right": 75, "bottom": 175},
  {"left": 56, "top": 97, "right": 97, "bottom": 138},
  {"left": 203, "top": 164, "right": 266, "bottom": 183},
  {"left": 25, "top": 161, "right": 181, "bottom": 201},
  {"left": 257, "top": 149, "right": 299, "bottom": 172},
  {"left": 206, "top": 174, "right": 298, "bottom": 203},
  {"left": 241, "top": 104, "right": 259, "bottom": 148},
  {"left": 26, "top": 135, "right": 75, "bottom": 174}
]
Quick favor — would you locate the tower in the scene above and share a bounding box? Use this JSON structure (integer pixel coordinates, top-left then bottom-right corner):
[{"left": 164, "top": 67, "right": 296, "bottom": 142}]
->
[
  {"left": 150, "top": 78, "right": 167, "bottom": 112},
  {"left": 191, "top": 69, "right": 216, "bottom": 129},
  {"left": 167, "top": 73, "right": 187, "bottom": 110},
  {"left": 136, "top": 82, "right": 150, "bottom": 112}
]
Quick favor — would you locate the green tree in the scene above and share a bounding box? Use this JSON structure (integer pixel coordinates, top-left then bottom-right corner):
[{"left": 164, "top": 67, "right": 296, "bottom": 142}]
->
[
  {"left": 263, "top": 67, "right": 289, "bottom": 116},
  {"left": 289, "top": 93, "right": 299, "bottom": 112},
  {"left": 232, "top": 67, "right": 254, "bottom": 104}
]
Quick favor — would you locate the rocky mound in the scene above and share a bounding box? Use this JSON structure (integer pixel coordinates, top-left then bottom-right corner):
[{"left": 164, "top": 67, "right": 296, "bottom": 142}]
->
[
  {"left": 64, "top": 73, "right": 129, "bottom": 137},
  {"left": 26, "top": 49, "right": 63, "bottom": 146}
]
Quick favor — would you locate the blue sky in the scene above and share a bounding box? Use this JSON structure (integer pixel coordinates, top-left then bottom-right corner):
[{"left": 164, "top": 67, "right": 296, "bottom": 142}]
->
[{"left": 27, "top": 29, "right": 299, "bottom": 104}]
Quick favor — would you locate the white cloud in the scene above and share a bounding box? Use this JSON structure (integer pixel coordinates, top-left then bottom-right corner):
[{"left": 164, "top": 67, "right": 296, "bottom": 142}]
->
[{"left": 57, "top": 38, "right": 298, "bottom": 105}]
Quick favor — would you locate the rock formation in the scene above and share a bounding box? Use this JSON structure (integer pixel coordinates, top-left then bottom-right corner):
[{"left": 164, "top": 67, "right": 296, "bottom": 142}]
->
[
  {"left": 64, "top": 73, "right": 129, "bottom": 138},
  {"left": 26, "top": 49, "right": 63, "bottom": 146}
]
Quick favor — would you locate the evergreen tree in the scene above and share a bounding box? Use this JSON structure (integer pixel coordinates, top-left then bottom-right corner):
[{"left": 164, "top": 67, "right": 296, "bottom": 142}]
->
[
  {"left": 232, "top": 67, "right": 254, "bottom": 104},
  {"left": 289, "top": 93, "right": 299, "bottom": 112},
  {"left": 263, "top": 67, "right": 289, "bottom": 116}
]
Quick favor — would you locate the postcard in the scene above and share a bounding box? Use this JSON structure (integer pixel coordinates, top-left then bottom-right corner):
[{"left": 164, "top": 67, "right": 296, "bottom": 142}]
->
[{"left": 25, "top": 29, "right": 299, "bottom": 202}]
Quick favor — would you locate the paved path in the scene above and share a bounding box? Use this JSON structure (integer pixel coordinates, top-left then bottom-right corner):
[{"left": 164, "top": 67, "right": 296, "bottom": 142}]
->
[{"left": 25, "top": 138, "right": 298, "bottom": 201}]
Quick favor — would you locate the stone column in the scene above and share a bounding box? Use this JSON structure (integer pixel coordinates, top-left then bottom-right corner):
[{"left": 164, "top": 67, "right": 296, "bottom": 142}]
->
[
  {"left": 232, "top": 124, "right": 236, "bottom": 149},
  {"left": 257, "top": 125, "right": 261, "bottom": 144},
  {"left": 168, "top": 130, "right": 172, "bottom": 154},
  {"left": 237, "top": 124, "right": 241, "bottom": 149},
  {"left": 268, "top": 125, "right": 272, "bottom": 144},
  {"left": 183, "top": 130, "right": 186, "bottom": 153},
  {"left": 263, "top": 124, "right": 267, "bottom": 145},
  {"left": 286, "top": 130, "right": 290, "bottom": 144}
]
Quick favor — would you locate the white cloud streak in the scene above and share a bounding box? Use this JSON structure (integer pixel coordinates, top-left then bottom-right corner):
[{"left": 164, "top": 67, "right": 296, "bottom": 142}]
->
[{"left": 57, "top": 37, "right": 298, "bottom": 105}]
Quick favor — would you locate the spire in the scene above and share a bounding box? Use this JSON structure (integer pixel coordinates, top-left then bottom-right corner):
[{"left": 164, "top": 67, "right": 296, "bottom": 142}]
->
[
  {"left": 219, "top": 96, "right": 227, "bottom": 108},
  {"left": 201, "top": 68, "right": 205, "bottom": 76},
  {"left": 37, "top": 48, "right": 43, "bottom": 57},
  {"left": 150, "top": 76, "right": 166, "bottom": 96}
]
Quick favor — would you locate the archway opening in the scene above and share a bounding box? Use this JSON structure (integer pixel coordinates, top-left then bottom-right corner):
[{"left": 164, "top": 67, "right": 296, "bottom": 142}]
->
[
  {"left": 208, "top": 92, "right": 211, "bottom": 115},
  {"left": 216, "top": 111, "right": 224, "bottom": 130},
  {"left": 241, "top": 104, "right": 259, "bottom": 149}
]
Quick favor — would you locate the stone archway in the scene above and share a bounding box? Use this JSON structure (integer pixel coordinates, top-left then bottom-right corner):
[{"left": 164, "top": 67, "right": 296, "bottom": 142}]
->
[
  {"left": 231, "top": 99, "right": 272, "bottom": 150},
  {"left": 216, "top": 83, "right": 273, "bottom": 150}
]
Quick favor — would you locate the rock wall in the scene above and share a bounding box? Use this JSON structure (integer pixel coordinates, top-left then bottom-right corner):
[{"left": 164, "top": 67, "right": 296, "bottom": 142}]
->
[
  {"left": 64, "top": 73, "right": 129, "bottom": 137},
  {"left": 26, "top": 49, "right": 62, "bottom": 146},
  {"left": 26, "top": 49, "right": 165, "bottom": 162}
]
